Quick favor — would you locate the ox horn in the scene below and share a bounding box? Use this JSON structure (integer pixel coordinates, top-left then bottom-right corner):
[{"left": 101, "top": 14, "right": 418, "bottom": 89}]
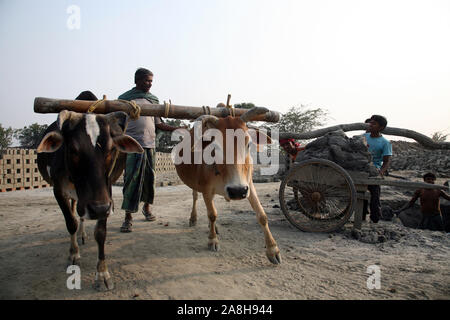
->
[
  {"left": 195, "top": 115, "right": 220, "bottom": 129},
  {"left": 240, "top": 107, "right": 269, "bottom": 123},
  {"left": 57, "top": 110, "right": 83, "bottom": 130},
  {"left": 106, "top": 111, "right": 128, "bottom": 136}
]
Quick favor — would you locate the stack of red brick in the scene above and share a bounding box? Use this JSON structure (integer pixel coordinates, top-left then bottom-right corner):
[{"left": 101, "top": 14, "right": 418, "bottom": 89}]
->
[{"left": 0, "top": 149, "right": 49, "bottom": 192}]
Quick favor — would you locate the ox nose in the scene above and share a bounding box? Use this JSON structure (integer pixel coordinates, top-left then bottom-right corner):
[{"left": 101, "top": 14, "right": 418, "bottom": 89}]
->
[
  {"left": 226, "top": 186, "right": 249, "bottom": 200},
  {"left": 87, "top": 202, "right": 112, "bottom": 219}
]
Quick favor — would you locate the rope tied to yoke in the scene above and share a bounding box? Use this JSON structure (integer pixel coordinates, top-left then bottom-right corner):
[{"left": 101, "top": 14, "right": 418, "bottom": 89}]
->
[
  {"left": 202, "top": 105, "right": 211, "bottom": 115},
  {"left": 87, "top": 96, "right": 106, "bottom": 113},
  {"left": 164, "top": 100, "right": 171, "bottom": 118},
  {"left": 117, "top": 99, "right": 141, "bottom": 120},
  {"left": 227, "top": 105, "right": 235, "bottom": 117},
  {"left": 87, "top": 96, "right": 142, "bottom": 120}
]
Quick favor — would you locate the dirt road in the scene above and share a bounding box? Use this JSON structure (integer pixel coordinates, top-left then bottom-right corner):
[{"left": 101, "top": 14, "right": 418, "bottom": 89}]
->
[{"left": 0, "top": 182, "right": 449, "bottom": 299}]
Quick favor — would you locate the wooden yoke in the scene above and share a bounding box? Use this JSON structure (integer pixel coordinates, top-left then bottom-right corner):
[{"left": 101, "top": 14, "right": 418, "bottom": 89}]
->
[{"left": 34, "top": 97, "right": 280, "bottom": 123}]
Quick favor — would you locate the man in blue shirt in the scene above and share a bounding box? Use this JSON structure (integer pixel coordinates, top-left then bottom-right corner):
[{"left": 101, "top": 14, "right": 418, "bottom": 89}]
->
[{"left": 363, "top": 115, "right": 393, "bottom": 223}]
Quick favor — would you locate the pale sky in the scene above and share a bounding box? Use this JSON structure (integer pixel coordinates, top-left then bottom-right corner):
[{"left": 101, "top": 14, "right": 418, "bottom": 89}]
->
[{"left": 1, "top": 0, "right": 449, "bottom": 141}]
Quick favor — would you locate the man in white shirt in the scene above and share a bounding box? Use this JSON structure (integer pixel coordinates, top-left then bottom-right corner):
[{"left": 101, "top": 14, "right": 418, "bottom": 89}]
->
[{"left": 119, "top": 68, "right": 179, "bottom": 232}]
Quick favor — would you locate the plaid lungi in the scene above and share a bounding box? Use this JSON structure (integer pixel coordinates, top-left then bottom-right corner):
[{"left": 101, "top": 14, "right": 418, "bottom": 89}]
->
[{"left": 121, "top": 148, "right": 156, "bottom": 213}]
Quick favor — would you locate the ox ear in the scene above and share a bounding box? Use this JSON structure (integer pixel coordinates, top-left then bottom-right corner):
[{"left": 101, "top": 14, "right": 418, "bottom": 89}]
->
[
  {"left": 196, "top": 115, "right": 219, "bottom": 130},
  {"left": 249, "top": 128, "right": 272, "bottom": 152},
  {"left": 37, "top": 131, "right": 64, "bottom": 153},
  {"left": 112, "top": 135, "right": 144, "bottom": 154}
]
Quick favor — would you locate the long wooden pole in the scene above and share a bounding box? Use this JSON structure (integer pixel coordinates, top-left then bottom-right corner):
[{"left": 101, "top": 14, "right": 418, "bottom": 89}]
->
[{"left": 33, "top": 97, "right": 280, "bottom": 123}]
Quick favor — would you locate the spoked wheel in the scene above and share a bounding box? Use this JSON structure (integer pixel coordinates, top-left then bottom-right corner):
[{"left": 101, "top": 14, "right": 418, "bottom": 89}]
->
[{"left": 279, "top": 158, "right": 357, "bottom": 232}]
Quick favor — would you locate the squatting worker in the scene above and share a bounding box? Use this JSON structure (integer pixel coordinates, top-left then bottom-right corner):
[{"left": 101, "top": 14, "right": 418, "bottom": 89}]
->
[
  {"left": 119, "top": 68, "right": 180, "bottom": 233},
  {"left": 363, "top": 115, "right": 392, "bottom": 223},
  {"left": 394, "top": 172, "right": 450, "bottom": 231}
]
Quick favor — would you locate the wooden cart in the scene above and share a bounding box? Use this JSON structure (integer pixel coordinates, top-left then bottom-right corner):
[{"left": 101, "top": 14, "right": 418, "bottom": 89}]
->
[{"left": 278, "top": 158, "right": 448, "bottom": 233}]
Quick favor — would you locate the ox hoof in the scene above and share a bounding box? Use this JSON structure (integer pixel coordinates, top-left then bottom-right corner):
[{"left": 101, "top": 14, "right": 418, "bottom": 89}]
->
[
  {"left": 266, "top": 247, "right": 282, "bottom": 265},
  {"left": 267, "top": 253, "right": 282, "bottom": 265},
  {"left": 94, "top": 272, "right": 114, "bottom": 291},
  {"left": 68, "top": 254, "right": 81, "bottom": 266},
  {"left": 208, "top": 239, "right": 220, "bottom": 252},
  {"left": 189, "top": 219, "right": 197, "bottom": 227}
]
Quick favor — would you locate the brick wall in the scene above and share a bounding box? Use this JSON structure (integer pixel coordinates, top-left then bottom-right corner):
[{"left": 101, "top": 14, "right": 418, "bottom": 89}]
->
[
  {"left": 155, "top": 152, "right": 177, "bottom": 173},
  {"left": 0, "top": 149, "right": 178, "bottom": 192},
  {"left": 0, "top": 149, "right": 49, "bottom": 191}
]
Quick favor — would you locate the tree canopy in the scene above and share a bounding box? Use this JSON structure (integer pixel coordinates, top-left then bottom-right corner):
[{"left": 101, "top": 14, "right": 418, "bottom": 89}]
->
[
  {"left": 275, "top": 105, "right": 329, "bottom": 135},
  {"left": 0, "top": 123, "right": 15, "bottom": 151},
  {"left": 233, "top": 102, "right": 255, "bottom": 109},
  {"left": 431, "top": 131, "right": 448, "bottom": 143},
  {"left": 15, "top": 123, "right": 49, "bottom": 149}
]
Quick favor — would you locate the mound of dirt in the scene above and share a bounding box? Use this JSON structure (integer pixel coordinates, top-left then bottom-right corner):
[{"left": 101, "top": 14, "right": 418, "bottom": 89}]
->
[
  {"left": 339, "top": 220, "right": 408, "bottom": 244},
  {"left": 390, "top": 141, "right": 450, "bottom": 178},
  {"left": 295, "top": 130, "right": 379, "bottom": 176}
]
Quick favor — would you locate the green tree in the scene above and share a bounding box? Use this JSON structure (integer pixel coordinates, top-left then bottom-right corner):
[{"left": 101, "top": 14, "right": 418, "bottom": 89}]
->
[
  {"left": 15, "top": 123, "right": 49, "bottom": 149},
  {"left": 234, "top": 102, "right": 255, "bottom": 109},
  {"left": 230, "top": 103, "right": 329, "bottom": 141},
  {"left": 431, "top": 131, "right": 448, "bottom": 143},
  {"left": 258, "top": 104, "right": 328, "bottom": 141},
  {"left": 0, "top": 123, "right": 15, "bottom": 151},
  {"left": 275, "top": 104, "right": 329, "bottom": 134},
  {"left": 268, "top": 105, "right": 329, "bottom": 162}
]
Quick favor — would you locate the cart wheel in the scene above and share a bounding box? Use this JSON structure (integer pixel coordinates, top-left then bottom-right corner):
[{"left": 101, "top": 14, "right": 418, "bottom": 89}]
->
[{"left": 279, "top": 158, "right": 357, "bottom": 232}]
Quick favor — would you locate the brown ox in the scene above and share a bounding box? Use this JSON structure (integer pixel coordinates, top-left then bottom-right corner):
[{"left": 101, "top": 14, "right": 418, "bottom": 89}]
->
[{"left": 174, "top": 107, "right": 281, "bottom": 264}]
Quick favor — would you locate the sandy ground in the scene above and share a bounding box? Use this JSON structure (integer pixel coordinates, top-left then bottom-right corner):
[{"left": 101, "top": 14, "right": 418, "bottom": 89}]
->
[{"left": 0, "top": 180, "right": 449, "bottom": 300}]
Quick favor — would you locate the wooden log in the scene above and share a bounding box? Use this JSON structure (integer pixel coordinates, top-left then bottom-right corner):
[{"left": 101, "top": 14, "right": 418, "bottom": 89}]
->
[
  {"left": 279, "top": 123, "right": 450, "bottom": 150},
  {"left": 34, "top": 97, "right": 280, "bottom": 123}
]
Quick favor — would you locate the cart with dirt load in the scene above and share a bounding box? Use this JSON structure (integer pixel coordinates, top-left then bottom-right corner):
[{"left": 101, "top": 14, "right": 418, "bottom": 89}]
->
[{"left": 277, "top": 125, "right": 450, "bottom": 234}]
